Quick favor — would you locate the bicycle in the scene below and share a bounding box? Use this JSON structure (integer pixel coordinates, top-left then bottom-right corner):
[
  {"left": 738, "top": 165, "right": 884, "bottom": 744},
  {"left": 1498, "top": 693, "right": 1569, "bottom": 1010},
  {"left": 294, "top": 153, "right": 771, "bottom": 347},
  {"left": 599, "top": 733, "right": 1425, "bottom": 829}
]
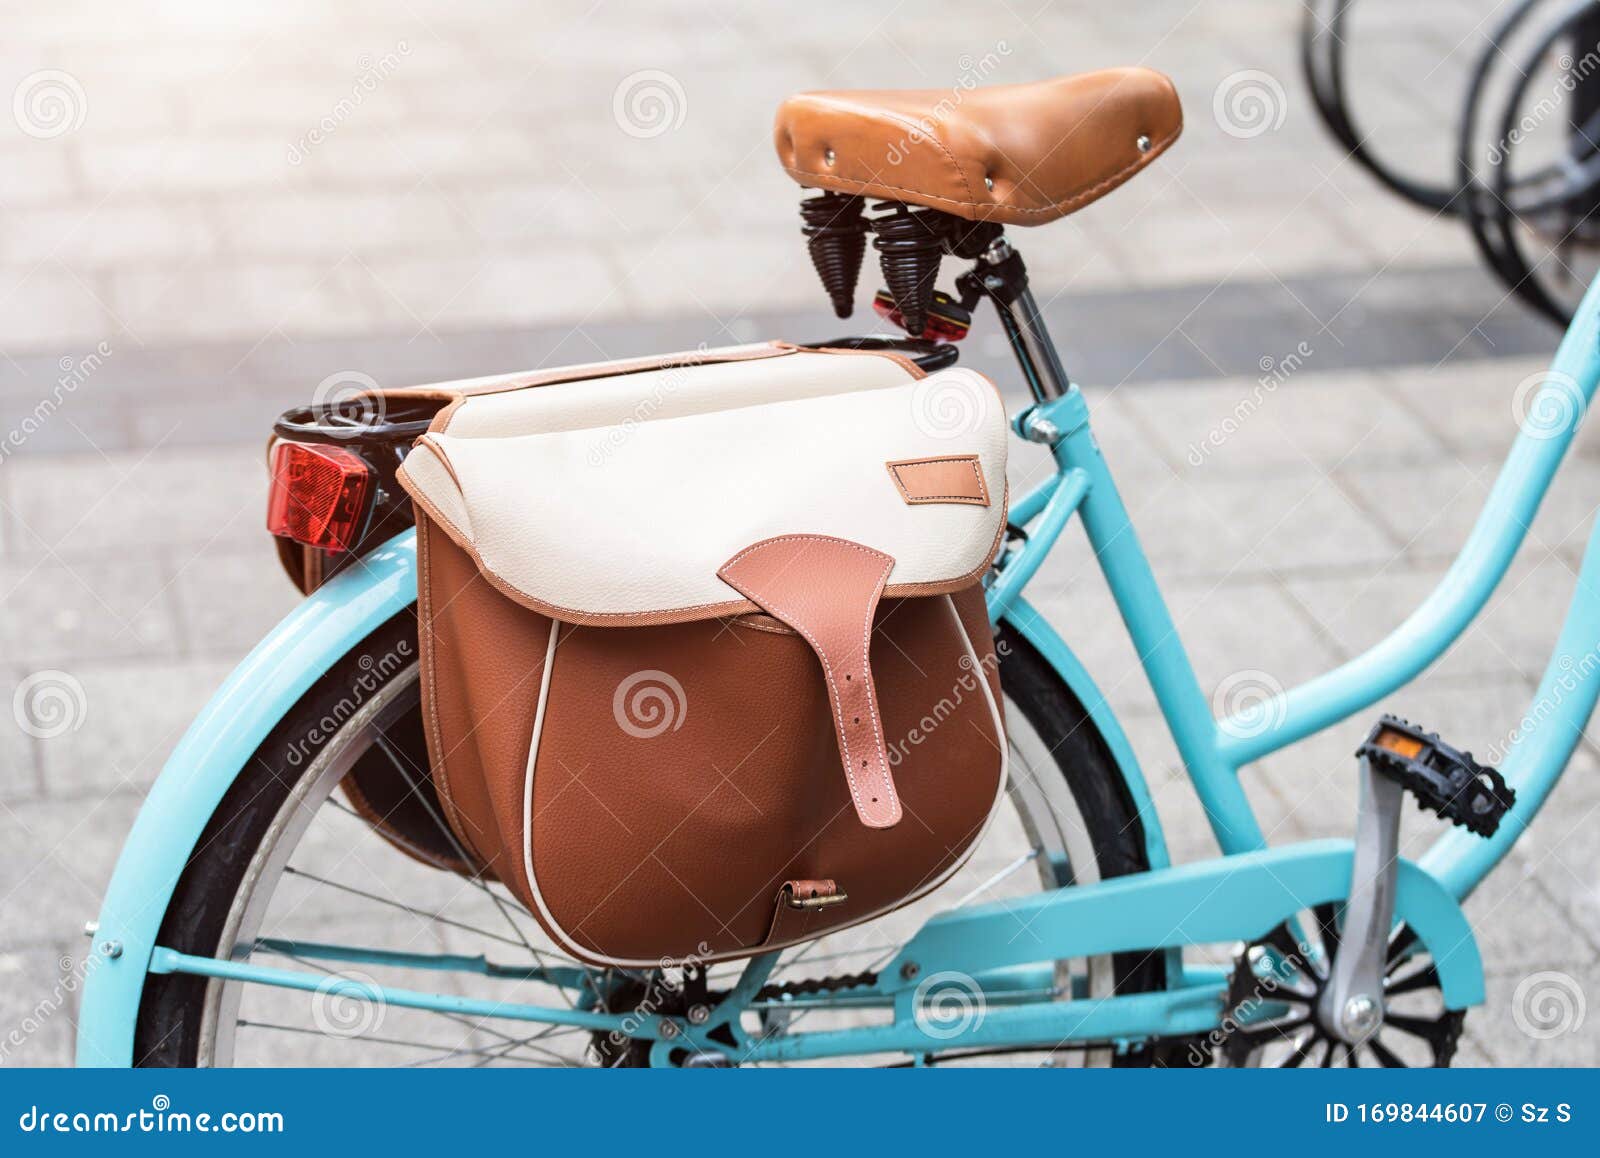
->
[{"left": 75, "top": 67, "right": 1593, "bottom": 1068}]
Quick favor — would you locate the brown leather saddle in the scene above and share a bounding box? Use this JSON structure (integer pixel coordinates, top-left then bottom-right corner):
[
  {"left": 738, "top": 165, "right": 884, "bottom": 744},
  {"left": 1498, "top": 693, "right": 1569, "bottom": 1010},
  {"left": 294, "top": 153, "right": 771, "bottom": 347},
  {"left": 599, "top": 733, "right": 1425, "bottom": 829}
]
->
[{"left": 773, "top": 67, "right": 1183, "bottom": 225}]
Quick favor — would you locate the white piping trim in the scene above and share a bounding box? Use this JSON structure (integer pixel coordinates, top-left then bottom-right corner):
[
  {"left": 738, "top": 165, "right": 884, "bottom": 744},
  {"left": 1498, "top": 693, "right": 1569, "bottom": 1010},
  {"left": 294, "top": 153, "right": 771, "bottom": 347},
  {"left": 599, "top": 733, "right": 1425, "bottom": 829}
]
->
[
  {"left": 519, "top": 619, "right": 569, "bottom": 952},
  {"left": 518, "top": 594, "right": 1008, "bottom": 968}
]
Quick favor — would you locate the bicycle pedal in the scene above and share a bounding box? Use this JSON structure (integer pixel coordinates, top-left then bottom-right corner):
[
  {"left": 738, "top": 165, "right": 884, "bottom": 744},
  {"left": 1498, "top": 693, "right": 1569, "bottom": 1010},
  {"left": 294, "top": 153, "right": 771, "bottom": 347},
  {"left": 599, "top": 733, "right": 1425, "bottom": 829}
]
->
[{"left": 1357, "top": 715, "right": 1515, "bottom": 838}]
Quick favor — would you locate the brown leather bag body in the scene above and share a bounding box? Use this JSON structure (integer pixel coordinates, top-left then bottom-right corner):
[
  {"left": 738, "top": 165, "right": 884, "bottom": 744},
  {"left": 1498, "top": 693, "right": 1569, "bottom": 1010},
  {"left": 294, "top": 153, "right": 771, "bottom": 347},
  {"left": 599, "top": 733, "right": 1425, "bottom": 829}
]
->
[{"left": 392, "top": 342, "right": 1010, "bottom": 966}]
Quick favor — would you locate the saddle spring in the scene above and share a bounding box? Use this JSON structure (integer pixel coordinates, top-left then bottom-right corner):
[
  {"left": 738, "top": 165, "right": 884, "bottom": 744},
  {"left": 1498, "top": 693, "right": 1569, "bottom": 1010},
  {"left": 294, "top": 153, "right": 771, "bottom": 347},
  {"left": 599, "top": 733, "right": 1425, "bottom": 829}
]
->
[
  {"left": 798, "top": 192, "right": 950, "bottom": 336},
  {"left": 799, "top": 191, "right": 868, "bottom": 319},
  {"left": 868, "top": 202, "right": 946, "bottom": 338}
]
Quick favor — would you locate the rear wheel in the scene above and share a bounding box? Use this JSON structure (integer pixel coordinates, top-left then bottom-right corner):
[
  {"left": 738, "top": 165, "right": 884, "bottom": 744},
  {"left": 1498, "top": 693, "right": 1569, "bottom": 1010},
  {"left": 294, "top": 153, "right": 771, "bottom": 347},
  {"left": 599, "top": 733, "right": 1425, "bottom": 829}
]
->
[{"left": 131, "top": 614, "right": 1175, "bottom": 1066}]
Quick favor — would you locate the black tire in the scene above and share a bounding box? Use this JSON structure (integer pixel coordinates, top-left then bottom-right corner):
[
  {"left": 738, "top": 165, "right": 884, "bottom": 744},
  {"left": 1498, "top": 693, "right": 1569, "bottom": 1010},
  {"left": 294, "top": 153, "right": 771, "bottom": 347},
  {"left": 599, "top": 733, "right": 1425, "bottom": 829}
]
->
[
  {"left": 133, "top": 613, "right": 1184, "bottom": 1066},
  {"left": 134, "top": 612, "right": 422, "bottom": 1067}
]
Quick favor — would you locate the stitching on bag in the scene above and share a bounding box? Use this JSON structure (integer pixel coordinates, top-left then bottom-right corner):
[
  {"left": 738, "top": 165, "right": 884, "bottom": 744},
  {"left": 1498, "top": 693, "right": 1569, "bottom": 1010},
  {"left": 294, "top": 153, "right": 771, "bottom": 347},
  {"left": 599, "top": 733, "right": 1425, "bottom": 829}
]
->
[
  {"left": 727, "top": 614, "right": 798, "bottom": 637},
  {"left": 402, "top": 462, "right": 1006, "bottom": 625},
  {"left": 437, "top": 343, "right": 794, "bottom": 418},
  {"left": 721, "top": 535, "right": 898, "bottom": 822}
]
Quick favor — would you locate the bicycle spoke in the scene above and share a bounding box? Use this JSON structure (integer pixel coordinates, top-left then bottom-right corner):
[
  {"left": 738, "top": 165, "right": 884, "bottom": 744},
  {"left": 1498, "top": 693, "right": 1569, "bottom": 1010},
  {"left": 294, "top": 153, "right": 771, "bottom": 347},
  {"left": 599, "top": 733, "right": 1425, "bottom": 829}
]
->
[
  {"left": 949, "top": 846, "right": 1042, "bottom": 908},
  {"left": 419, "top": 1026, "right": 590, "bottom": 1068},
  {"left": 461, "top": 1027, "right": 592, "bottom": 1069},
  {"left": 259, "top": 947, "right": 593, "bottom": 1065},
  {"left": 363, "top": 730, "right": 581, "bottom": 1010},
  {"left": 279, "top": 864, "right": 572, "bottom": 957},
  {"left": 239, "top": 1017, "right": 584, "bottom": 1067},
  {"left": 366, "top": 734, "right": 540, "bottom": 932},
  {"left": 235, "top": 1018, "right": 476, "bottom": 1055}
]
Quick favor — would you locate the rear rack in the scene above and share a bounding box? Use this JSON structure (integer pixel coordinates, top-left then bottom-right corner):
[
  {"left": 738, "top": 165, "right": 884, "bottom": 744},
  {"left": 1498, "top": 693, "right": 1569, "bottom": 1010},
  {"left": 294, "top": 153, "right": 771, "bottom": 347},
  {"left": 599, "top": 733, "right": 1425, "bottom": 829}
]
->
[
  {"left": 800, "top": 335, "right": 959, "bottom": 373},
  {"left": 273, "top": 396, "right": 445, "bottom": 450}
]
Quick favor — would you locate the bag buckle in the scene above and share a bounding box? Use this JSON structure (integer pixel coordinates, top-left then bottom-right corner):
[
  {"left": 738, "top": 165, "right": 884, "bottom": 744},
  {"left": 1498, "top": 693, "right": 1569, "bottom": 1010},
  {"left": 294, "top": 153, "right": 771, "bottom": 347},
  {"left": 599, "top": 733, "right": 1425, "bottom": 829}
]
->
[
  {"left": 789, "top": 892, "right": 849, "bottom": 911},
  {"left": 782, "top": 879, "right": 848, "bottom": 911}
]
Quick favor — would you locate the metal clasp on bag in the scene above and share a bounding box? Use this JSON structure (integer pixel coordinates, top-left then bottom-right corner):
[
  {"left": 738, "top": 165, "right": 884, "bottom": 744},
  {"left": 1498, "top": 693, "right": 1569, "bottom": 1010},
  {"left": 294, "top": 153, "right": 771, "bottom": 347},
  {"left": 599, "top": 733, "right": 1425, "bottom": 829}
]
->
[
  {"left": 789, "top": 892, "right": 849, "bottom": 911},
  {"left": 783, "top": 880, "right": 848, "bottom": 911}
]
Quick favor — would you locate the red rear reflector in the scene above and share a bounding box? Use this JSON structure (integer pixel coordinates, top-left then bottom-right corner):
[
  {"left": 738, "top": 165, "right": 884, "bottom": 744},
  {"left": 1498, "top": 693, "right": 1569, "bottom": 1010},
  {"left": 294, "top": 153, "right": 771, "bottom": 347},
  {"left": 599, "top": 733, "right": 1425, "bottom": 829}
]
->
[
  {"left": 872, "top": 289, "right": 971, "bottom": 341},
  {"left": 266, "top": 441, "right": 372, "bottom": 552}
]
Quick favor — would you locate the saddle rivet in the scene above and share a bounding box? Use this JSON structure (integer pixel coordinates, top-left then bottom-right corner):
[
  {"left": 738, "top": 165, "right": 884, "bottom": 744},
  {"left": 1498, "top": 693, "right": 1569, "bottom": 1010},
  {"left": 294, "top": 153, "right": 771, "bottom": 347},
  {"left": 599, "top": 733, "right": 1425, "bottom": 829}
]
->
[
  {"left": 984, "top": 174, "right": 995, "bottom": 191},
  {"left": 1136, "top": 134, "right": 1152, "bottom": 153},
  {"left": 101, "top": 940, "right": 123, "bottom": 959},
  {"left": 823, "top": 147, "right": 835, "bottom": 166},
  {"left": 900, "top": 961, "right": 920, "bottom": 981}
]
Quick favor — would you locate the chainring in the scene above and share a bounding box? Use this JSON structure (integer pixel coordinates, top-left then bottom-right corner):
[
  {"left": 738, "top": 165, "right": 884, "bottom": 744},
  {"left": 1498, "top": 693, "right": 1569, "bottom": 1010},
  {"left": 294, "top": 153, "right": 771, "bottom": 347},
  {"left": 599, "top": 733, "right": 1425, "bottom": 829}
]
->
[{"left": 1218, "top": 907, "right": 1466, "bottom": 1067}]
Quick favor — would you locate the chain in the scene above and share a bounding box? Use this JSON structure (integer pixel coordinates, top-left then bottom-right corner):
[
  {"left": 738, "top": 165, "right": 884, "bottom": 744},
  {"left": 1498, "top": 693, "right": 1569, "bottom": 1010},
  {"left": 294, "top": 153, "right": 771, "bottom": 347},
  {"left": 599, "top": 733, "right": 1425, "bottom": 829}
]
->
[{"left": 754, "top": 969, "right": 878, "bottom": 1002}]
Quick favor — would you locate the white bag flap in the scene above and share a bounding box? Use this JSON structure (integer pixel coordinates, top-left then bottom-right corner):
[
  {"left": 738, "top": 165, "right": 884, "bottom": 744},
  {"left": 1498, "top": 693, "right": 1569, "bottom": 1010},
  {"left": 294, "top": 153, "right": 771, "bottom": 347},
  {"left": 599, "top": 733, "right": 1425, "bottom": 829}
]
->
[{"left": 398, "top": 367, "right": 1009, "bottom": 624}]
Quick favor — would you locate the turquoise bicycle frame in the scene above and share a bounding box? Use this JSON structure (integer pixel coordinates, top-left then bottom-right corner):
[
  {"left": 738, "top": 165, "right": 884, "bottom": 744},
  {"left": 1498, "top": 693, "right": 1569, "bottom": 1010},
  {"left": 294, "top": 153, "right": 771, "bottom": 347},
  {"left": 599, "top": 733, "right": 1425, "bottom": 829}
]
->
[{"left": 76, "top": 270, "right": 1600, "bottom": 1067}]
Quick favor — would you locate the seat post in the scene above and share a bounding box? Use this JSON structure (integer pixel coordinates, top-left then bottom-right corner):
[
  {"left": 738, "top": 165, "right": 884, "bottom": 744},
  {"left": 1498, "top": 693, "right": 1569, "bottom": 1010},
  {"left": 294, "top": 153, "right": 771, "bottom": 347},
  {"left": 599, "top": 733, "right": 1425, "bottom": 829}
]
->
[{"left": 970, "top": 236, "right": 1073, "bottom": 402}]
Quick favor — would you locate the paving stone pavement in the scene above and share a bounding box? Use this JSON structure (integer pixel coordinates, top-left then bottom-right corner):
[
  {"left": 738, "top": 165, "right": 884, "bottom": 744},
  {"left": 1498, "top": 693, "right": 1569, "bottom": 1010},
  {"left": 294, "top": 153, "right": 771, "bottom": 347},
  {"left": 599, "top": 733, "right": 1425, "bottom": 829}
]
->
[{"left": 2, "top": 1, "right": 1599, "bottom": 1067}]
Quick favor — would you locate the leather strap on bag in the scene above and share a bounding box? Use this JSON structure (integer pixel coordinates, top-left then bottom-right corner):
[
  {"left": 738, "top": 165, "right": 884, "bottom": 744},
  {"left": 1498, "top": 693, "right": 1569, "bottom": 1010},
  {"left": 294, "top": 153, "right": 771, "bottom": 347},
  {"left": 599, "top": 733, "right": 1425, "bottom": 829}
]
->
[{"left": 718, "top": 535, "right": 901, "bottom": 828}]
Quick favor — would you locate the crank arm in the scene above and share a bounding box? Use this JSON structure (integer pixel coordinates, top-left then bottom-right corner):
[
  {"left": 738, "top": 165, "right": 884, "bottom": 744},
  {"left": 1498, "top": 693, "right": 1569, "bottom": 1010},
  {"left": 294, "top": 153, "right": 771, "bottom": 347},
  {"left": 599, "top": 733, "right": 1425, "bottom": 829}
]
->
[{"left": 1317, "top": 756, "right": 1403, "bottom": 1042}]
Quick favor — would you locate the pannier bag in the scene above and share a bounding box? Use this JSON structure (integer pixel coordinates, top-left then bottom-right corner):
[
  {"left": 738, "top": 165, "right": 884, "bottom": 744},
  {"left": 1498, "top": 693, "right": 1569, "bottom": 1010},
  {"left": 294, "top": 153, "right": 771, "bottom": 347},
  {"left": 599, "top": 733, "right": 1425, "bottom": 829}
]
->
[{"left": 390, "top": 342, "right": 1010, "bottom": 965}]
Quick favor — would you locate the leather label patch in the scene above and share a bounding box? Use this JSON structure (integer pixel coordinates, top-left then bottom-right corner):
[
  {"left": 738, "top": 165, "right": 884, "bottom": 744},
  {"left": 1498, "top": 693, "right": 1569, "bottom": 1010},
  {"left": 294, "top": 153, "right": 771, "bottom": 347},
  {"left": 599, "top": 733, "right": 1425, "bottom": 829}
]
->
[{"left": 886, "top": 455, "right": 990, "bottom": 507}]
